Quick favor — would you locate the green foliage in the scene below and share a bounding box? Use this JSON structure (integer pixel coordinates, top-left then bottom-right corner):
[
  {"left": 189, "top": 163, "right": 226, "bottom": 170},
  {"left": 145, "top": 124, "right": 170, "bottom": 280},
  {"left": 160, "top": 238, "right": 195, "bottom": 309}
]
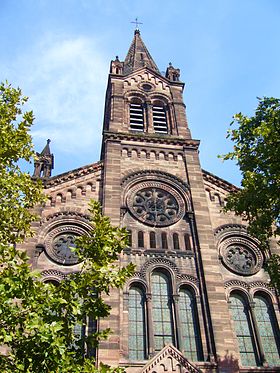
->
[
  {"left": 0, "top": 83, "right": 133, "bottom": 372},
  {"left": 221, "top": 97, "right": 280, "bottom": 290},
  {"left": 0, "top": 82, "right": 45, "bottom": 246}
]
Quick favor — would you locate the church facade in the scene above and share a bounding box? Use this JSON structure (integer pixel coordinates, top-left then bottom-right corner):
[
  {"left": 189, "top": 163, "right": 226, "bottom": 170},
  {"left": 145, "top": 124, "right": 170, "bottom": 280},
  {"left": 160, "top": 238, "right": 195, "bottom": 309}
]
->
[{"left": 27, "top": 30, "right": 280, "bottom": 372}]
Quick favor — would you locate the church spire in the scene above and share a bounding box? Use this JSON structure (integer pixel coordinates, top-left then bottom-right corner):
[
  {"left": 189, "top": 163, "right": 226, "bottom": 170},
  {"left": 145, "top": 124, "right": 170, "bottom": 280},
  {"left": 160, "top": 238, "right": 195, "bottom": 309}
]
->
[
  {"left": 123, "top": 29, "right": 160, "bottom": 75},
  {"left": 33, "top": 139, "right": 54, "bottom": 179}
]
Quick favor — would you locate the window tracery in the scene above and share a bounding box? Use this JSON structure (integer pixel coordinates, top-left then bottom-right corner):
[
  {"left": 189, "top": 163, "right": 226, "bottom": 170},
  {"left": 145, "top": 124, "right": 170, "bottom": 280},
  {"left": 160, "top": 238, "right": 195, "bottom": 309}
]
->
[
  {"left": 229, "top": 291, "right": 280, "bottom": 367},
  {"left": 127, "top": 268, "right": 202, "bottom": 362}
]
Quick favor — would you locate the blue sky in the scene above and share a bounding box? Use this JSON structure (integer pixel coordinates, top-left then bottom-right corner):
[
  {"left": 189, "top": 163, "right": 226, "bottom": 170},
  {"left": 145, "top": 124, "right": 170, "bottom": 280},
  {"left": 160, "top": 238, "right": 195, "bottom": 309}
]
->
[{"left": 1, "top": 0, "right": 280, "bottom": 186}]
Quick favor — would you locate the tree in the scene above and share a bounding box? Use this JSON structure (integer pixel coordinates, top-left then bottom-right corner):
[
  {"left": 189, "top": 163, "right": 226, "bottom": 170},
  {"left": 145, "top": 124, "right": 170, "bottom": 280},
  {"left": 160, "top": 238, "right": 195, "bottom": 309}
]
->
[
  {"left": 222, "top": 97, "right": 280, "bottom": 291},
  {"left": 0, "top": 82, "right": 134, "bottom": 372}
]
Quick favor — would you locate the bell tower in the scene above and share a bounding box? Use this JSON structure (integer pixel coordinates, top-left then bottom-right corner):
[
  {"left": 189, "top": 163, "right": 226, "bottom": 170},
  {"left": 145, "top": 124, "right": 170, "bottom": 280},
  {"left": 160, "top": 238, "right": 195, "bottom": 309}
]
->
[{"left": 98, "top": 29, "right": 239, "bottom": 371}]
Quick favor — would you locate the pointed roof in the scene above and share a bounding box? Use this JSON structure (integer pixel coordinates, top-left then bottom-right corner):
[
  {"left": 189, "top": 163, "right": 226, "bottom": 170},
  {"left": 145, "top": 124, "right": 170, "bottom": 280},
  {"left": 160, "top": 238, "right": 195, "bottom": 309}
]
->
[
  {"left": 141, "top": 344, "right": 201, "bottom": 373},
  {"left": 40, "top": 139, "right": 52, "bottom": 156},
  {"left": 123, "top": 29, "right": 160, "bottom": 75}
]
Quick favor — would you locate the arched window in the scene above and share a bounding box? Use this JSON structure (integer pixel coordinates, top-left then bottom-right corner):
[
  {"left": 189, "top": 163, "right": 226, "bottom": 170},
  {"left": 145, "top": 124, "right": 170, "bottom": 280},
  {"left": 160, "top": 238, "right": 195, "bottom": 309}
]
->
[
  {"left": 128, "top": 286, "right": 146, "bottom": 360},
  {"left": 152, "top": 102, "right": 168, "bottom": 134},
  {"left": 161, "top": 232, "right": 168, "bottom": 249},
  {"left": 179, "top": 288, "right": 203, "bottom": 361},
  {"left": 184, "top": 234, "right": 191, "bottom": 251},
  {"left": 151, "top": 271, "right": 174, "bottom": 352},
  {"left": 150, "top": 232, "right": 156, "bottom": 249},
  {"left": 173, "top": 233, "right": 180, "bottom": 250},
  {"left": 130, "top": 100, "right": 144, "bottom": 131},
  {"left": 254, "top": 294, "right": 280, "bottom": 366},
  {"left": 138, "top": 231, "right": 144, "bottom": 248},
  {"left": 229, "top": 293, "right": 259, "bottom": 366},
  {"left": 127, "top": 229, "right": 132, "bottom": 247}
]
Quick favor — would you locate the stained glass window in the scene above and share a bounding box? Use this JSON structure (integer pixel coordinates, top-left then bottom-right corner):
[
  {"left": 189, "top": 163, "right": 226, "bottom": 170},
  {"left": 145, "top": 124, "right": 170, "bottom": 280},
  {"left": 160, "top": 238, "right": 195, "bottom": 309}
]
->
[
  {"left": 254, "top": 294, "right": 280, "bottom": 366},
  {"left": 152, "top": 271, "right": 174, "bottom": 351},
  {"left": 229, "top": 293, "right": 259, "bottom": 366},
  {"left": 128, "top": 286, "right": 146, "bottom": 360},
  {"left": 179, "top": 288, "right": 203, "bottom": 361}
]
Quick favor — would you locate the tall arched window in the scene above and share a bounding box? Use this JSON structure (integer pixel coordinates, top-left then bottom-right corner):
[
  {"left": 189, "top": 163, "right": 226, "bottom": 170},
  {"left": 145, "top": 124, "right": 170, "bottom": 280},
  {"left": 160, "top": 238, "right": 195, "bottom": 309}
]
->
[
  {"left": 161, "top": 232, "right": 168, "bottom": 249},
  {"left": 150, "top": 232, "right": 156, "bottom": 249},
  {"left": 128, "top": 286, "right": 146, "bottom": 360},
  {"left": 179, "top": 288, "right": 203, "bottom": 361},
  {"left": 152, "top": 102, "right": 168, "bottom": 134},
  {"left": 138, "top": 231, "right": 144, "bottom": 248},
  {"left": 254, "top": 294, "right": 280, "bottom": 366},
  {"left": 127, "top": 229, "right": 132, "bottom": 247},
  {"left": 229, "top": 293, "right": 259, "bottom": 366},
  {"left": 173, "top": 233, "right": 180, "bottom": 250},
  {"left": 184, "top": 234, "right": 191, "bottom": 251},
  {"left": 130, "top": 100, "right": 144, "bottom": 131},
  {"left": 151, "top": 271, "right": 174, "bottom": 352}
]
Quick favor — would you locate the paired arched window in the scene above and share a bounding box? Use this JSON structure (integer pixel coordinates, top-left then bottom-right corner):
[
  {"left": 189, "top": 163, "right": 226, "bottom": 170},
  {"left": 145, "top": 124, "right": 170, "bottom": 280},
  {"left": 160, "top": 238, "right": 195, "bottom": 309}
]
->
[
  {"left": 229, "top": 292, "right": 280, "bottom": 367},
  {"left": 129, "top": 98, "right": 169, "bottom": 134},
  {"left": 129, "top": 100, "right": 144, "bottom": 131},
  {"left": 152, "top": 103, "right": 168, "bottom": 134},
  {"left": 128, "top": 270, "right": 202, "bottom": 361}
]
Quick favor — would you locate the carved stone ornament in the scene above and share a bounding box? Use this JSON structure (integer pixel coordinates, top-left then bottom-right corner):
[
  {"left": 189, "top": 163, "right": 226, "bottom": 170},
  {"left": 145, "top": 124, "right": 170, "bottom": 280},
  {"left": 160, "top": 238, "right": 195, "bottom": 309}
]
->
[
  {"left": 127, "top": 182, "right": 185, "bottom": 227},
  {"left": 45, "top": 225, "right": 88, "bottom": 265},
  {"left": 220, "top": 237, "right": 263, "bottom": 276}
]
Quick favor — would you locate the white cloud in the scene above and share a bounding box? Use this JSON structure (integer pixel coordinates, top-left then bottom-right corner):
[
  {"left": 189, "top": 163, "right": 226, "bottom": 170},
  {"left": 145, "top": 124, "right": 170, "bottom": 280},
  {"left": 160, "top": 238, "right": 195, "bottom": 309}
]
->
[{"left": 4, "top": 32, "right": 108, "bottom": 155}]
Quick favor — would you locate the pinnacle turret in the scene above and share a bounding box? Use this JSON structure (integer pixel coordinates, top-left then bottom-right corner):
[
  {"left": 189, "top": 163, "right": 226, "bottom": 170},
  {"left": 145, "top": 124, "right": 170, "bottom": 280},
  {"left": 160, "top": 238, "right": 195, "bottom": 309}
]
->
[{"left": 33, "top": 139, "right": 54, "bottom": 179}]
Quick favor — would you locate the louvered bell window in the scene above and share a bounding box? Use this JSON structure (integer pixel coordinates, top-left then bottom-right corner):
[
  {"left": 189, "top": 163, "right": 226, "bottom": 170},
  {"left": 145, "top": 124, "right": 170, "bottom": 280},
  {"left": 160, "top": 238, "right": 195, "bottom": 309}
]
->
[
  {"left": 130, "top": 103, "right": 144, "bottom": 131},
  {"left": 153, "top": 105, "right": 168, "bottom": 134}
]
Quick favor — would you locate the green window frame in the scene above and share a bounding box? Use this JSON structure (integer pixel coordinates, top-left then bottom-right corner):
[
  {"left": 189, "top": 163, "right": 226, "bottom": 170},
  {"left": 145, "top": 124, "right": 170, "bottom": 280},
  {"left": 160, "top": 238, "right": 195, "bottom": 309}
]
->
[
  {"left": 151, "top": 271, "right": 174, "bottom": 352},
  {"left": 179, "top": 288, "right": 203, "bottom": 361},
  {"left": 128, "top": 285, "right": 146, "bottom": 360},
  {"left": 229, "top": 293, "right": 259, "bottom": 367},
  {"left": 254, "top": 294, "right": 280, "bottom": 366}
]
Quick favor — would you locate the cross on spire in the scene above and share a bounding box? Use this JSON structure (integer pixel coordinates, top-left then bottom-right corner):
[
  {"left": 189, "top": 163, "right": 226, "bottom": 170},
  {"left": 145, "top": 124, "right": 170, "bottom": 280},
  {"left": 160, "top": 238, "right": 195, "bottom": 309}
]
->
[{"left": 131, "top": 17, "right": 143, "bottom": 31}]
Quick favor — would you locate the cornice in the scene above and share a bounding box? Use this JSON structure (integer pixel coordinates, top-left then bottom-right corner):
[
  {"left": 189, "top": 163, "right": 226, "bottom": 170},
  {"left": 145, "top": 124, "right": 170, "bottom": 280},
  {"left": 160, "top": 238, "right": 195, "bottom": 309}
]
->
[
  {"left": 103, "top": 131, "right": 200, "bottom": 149},
  {"left": 202, "top": 168, "right": 239, "bottom": 193},
  {"left": 44, "top": 161, "right": 103, "bottom": 189}
]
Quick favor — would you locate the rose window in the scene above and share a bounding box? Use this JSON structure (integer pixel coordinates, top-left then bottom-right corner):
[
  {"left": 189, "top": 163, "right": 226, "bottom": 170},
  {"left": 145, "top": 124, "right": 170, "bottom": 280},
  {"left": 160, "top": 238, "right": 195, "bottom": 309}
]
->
[
  {"left": 224, "top": 245, "right": 256, "bottom": 275},
  {"left": 127, "top": 183, "right": 185, "bottom": 226},
  {"left": 45, "top": 225, "right": 88, "bottom": 265},
  {"left": 51, "top": 233, "right": 79, "bottom": 265},
  {"left": 219, "top": 236, "right": 263, "bottom": 275}
]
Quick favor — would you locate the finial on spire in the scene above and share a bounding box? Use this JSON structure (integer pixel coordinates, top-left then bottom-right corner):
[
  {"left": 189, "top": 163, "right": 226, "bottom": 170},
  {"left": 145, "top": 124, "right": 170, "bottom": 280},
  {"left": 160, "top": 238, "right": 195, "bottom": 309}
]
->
[{"left": 131, "top": 17, "right": 143, "bottom": 33}]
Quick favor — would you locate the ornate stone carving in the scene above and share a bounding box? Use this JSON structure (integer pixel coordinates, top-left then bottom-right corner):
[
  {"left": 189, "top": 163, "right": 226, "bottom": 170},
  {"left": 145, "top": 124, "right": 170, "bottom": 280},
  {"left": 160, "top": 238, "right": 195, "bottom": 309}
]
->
[
  {"left": 224, "top": 280, "right": 250, "bottom": 291},
  {"left": 177, "top": 274, "right": 199, "bottom": 285},
  {"left": 41, "top": 269, "right": 67, "bottom": 281},
  {"left": 140, "top": 257, "right": 180, "bottom": 278},
  {"left": 220, "top": 237, "right": 263, "bottom": 275},
  {"left": 215, "top": 224, "right": 263, "bottom": 276},
  {"left": 127, "top": 182, "right": 185, "bottom": 227},
  {"left": 45, "top": 225, "right": 88, "bottom": 265}
]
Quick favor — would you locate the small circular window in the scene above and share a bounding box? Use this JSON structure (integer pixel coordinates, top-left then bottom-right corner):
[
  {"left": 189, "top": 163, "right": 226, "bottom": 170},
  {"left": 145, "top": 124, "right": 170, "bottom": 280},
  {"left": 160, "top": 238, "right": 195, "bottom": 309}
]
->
[
  {"left": 139, "top": 82, "right": 154, "bottom": 92},
  {"left": 219, "top": 237, "right": 263, "bottom": 275},
  {"left": 45, "top": 225, "right": 88, "bottom": 265}
]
